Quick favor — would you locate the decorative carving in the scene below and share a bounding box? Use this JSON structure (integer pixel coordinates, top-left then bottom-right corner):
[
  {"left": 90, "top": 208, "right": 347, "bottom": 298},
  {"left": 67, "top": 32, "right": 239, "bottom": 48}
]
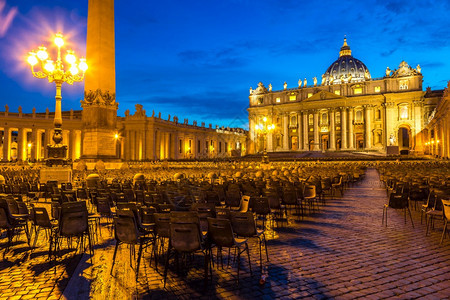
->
[
  {"left": 125, "top": 109, "right": 130, "bottom": 117},
  {"left": 390, "top": 61, "right": 419, "bottom": 77},
  {"left": 82, "top": 89, "right": 117, "bottom": 107},
  {"left": 253, "top": 82, "right": 268, "bottom": 95},
  {"left": 320, "top": 91, "right": 327, "bottom": 100},
  {"left": 133, "top": 104, "right": 146, "bottom": 117}
]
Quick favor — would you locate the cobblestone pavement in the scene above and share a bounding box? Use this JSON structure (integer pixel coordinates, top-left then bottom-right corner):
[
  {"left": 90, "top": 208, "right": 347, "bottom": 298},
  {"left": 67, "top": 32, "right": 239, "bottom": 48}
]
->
[{"left": 1, "top": 168, "right": 450, "bottom": 299}]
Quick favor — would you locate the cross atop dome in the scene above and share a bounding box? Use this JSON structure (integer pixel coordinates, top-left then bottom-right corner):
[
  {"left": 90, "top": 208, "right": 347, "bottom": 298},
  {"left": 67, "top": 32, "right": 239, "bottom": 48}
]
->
[{"left": 339, "top": 36, "right": 352, "bottom": 57}]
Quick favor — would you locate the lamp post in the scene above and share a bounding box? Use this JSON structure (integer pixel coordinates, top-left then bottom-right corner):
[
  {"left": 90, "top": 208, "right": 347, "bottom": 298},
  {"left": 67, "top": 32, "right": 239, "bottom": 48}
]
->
[
  {"left": 254, "top": 116, "right": 275, "bottom": 163},
  {"left": 27, "top": 33, "right": 87, "bottom": 166}
]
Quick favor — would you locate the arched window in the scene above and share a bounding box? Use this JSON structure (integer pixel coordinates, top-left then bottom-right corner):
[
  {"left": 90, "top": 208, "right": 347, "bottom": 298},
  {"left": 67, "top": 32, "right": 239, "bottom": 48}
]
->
[
  {"left": 321, "top": 112, "right": 328, "bottom": 124},
  {"left": 290, "top": 115, "right": 297, "bottom": 126},
  {"left": 336, "top": 112, "right": 341, "bottom": 124},
  {"left": 399, "top": 105, "right": 408, "bottom": 120},
  {"left": 355, "top": 110, "right": 363, "bottom": 122}
]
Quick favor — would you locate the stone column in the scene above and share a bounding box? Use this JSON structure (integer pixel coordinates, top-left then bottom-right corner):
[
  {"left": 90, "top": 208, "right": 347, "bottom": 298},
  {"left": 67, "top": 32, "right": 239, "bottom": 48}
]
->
[
  {"left": 303, "top": 111, "right": 309, "bottom": 150},
  {"left": 2, "top": 127, "right": 10, "bottom": 161},
  {"left": 348, "top": 107, "right": 355, "bottom": 149},
  {"left": 249, "top": 117, "right": 255, "bottom": 154},
  {"left": 298, "top": 112, "right": 303, "bottom": 150},
  {"left": 413, "top": 100, "right": 423, "bottom": 152},
  {"left": 341, "top": 107, "right": 348, "bottom": 150},
  {"left": 283, "top": 114, "right": 289, "bottom": 151},
  {"left": 329, "top": 109, "right": 336, "bottom": 150},
  {"left": 31, "top": 129, "right": 38, "bottom": 161},
  {"left": 384, "top": 102, "right": 396, "bottom": 147},
  {"left": 365, "top": 105, "right": 373, "bottom": 149},
  {"left": 44, "top": 128, "right": 51, "bottom": 159},
  {"left": 17, "top": 128, "right": 24, "bottom": 161},
  {"left": 313, "top": 110, "right": 320, "bottom": 151}
]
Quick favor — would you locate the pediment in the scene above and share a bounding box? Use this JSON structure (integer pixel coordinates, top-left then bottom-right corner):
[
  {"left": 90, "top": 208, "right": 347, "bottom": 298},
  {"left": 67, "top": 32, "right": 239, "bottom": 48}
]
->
[{"left": 304, "top": 90, "right": 344, "bottom": 102}]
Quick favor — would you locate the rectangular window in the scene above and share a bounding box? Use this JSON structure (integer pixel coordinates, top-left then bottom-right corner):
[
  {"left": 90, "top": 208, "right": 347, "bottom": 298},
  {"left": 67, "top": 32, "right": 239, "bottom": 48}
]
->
[
  {"left": 188, "top": 140, "right": 192, "bottom": 153},
  {"left": 276, "top": 97, "right": 281, "bottom": 103},
  {"left": 374, "top": 86, "right": 381, "bottom": 93},
  {"left": 354, "top": 87, "right": 362, "bottom": 94},
  {"left": 219, "top": 142, "right": 222, "bottom": 153},
  {"left": 179, "top": 139, "right": 182, "bottom": 153},
  {"left": 334, "top": 90, "right": 340, "bottom": 95},
  {"left": 198, "top": 140, "right": 201, "bottom": 153},
  {"left": 307, "top": 93, "right": 313, "bottom": 98},
  {"left": 289, "top": 95, "right": 296, "bottom": 101}
]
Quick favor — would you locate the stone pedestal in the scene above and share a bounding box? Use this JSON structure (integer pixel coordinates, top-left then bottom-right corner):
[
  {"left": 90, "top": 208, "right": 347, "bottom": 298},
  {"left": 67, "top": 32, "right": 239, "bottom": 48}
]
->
[
  {"left": 40, "top": 166, "right": 72, "bottom": 183},
  {"left": 386, "top": 146, "right": 399, "bottom": 155},
  {"left": 82, "top": 129, "right": 117, "bottom": 159}
]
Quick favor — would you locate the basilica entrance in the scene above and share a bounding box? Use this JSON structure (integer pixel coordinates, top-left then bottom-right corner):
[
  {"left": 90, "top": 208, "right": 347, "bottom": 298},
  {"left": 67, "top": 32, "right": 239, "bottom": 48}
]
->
[
  {"left": 398, "top": 126, "right": 410, "bottom": 154},
  {"left": 321, "top": 135, "right": 329, "bottom": 150},
  {"left": 291, "top": 136, "right": 298, "bottom": 150},
  {"left": 356, "top": 133, "right": 364, "bottom": 149}
]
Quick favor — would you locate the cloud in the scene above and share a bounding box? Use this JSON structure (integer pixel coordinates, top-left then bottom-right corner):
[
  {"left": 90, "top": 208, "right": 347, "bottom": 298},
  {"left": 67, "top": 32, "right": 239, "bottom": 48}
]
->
[{"left": 0, "top": 1, "right": 18, "bottom": 37}]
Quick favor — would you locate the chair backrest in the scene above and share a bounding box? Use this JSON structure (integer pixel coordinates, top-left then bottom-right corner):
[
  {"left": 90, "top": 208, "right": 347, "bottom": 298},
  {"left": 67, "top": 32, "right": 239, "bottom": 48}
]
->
[
  {"left": 266, "top": 193, "right": 281, "bottom": 210},
  {"left": 215, "top": 207, "right": 231, "bottom": 220},
  {"left": 76, "top": 188, "right": 88, "bottom": 200},
  {"left": 59, "top": 201, "right": 89, "bottom": 237},
  {"left": 225, "top": 190, "right": 241, "bottom": 208},
  {"left": 239, "top": 195, "right": 251, "bottom": 213},
  {"left": 282, "top": 189, "right": 297, "bottom": 205},
  {"left": 33, "top": 207, "right": 52, "bottom": 228},
  {"left": 388, "top": 193, "right": 408, "bottom": 209},
  {"left": 0, "top": 206, "right": 10, "bottom": 228},
  {"left": 117, "top": 202, "right": 142, "bottom": 226},
  {"left": 303, "top": 185, "right": 316, "bottom": 198},
  {"left": 114, "top": 215, "right": 138, "bottom": 244},
  {"left": 5, "top": 196, "right": 19, "bottom": 214},
  {"left": 154, "top": 213, "right": 171, "bottom": 238},
  {"left": 251, "top": 196, "right": 271, "bottom": 215},
  {"left": 442, "top": 199, "right": 450, "bottom": 221},
  {"left": 170, "top": 211, "right": 200, "bottom": 225},
  {"left": 170, "top": 222, "right": 202, "bottom": 252},
  {"left": 140, "top": 206, "right": 156, "bottom": 224},
  {"left": 230, "top": 211, "right": 256, "bottom": 237},
  {"left": 207, "top": 217, "right": 235, "bottom": 248},
  {"left": 97, "top": 197, "right": 112, "bottom": 215}
]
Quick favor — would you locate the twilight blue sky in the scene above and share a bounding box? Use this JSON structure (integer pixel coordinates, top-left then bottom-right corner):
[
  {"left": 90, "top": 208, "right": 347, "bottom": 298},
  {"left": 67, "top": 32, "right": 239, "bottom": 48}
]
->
[{"left": 0, "top": 0, "right": 449, "bottom": 129}]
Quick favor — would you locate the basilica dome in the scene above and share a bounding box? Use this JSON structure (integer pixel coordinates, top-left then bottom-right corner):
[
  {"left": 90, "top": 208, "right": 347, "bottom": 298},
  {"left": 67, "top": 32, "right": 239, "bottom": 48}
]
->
[{"left": 322, "top": 38, "right": 370, "bottom": 85}]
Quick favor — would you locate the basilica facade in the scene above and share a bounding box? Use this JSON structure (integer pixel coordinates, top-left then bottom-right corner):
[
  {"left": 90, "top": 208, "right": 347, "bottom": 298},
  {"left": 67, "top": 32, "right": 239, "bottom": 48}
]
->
[{"left": 248, "top": 39, "right": 443, "bottom": 155}]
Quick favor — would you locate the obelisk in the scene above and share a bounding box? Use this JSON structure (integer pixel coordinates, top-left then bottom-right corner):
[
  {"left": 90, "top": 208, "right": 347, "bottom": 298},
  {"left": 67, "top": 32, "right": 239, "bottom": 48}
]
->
[{"left": 81, "top": 0, "right": 118, "bottom": 159}]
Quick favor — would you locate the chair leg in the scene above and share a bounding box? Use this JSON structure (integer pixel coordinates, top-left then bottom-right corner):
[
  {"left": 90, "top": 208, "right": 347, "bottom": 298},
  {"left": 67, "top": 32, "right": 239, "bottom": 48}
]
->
[
  {"left": 440, "top": 220, "right": 448, "bottom": 245},
  {"left": 407, "top": 207, "right": 414, "bottom": 228},
  {"left": 245, "top": 243, "right": 252, "bottom": 275},
  {"left": 136, "top": 242, "right": 143, "bottom": 281},
  {"left": 163, "top": 244, "right": 172, "bottom": 287},
  {"left": 110, "top": 242, "right": 119, "bottom": 275}
]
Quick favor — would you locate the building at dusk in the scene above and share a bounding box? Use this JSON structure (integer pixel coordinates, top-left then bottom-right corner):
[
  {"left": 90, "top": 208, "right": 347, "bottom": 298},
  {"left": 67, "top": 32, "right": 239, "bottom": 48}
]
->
[{"left": 248, "top": 38, "right": 445, "bottom": 157}]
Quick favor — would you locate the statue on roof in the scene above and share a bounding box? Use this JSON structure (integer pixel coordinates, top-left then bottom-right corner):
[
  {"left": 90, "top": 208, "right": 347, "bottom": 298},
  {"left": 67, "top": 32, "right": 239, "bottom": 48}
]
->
[
  {"left": 385, "top": 67, "right": 391, "bottom": 77},
  {"left": 268, "top": 83, "right": 272, "bottom": 92},
  {"left": 298, "top": 79, "right": 302, "bottom": 88},
  {"left": 313, "top": 77, "right": 317, "bottom": 86},
  {"left": 303, "top": 78, "right": 307, "bottom": 87},
  {"left": 416, "top": 64, "right": 421, "bottom": 74},
  {"left": 283, "top": 82, "right": 287, "bottom": 90}
]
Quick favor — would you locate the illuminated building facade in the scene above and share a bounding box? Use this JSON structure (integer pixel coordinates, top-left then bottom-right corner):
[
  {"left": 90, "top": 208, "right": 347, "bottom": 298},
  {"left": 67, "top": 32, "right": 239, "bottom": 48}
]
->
[
  {"left": 424, "top": 81, "right": 450, "bottom": 159},
  {"left": 0, "top": 106, "right": 246, "bottom": 162},
  {"left": 248, "top": 39, "right": 443, "bottom": 155}
]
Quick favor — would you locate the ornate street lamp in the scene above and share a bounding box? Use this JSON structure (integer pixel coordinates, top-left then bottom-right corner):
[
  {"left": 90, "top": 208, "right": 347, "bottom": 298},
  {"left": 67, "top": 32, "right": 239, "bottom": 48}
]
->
[
  {"left": 254, "top": 116, "right": 275, "bottom": 163},
  {"left": 27, "top": 33, "right": 87, "bottom": 166}
]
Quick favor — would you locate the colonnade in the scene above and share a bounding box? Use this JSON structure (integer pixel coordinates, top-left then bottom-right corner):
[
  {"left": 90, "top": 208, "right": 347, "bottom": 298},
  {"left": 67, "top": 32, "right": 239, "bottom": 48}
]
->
[
  {"left": 0, "top": 126, "right": 82, "bottom": 162},
  {"left": 123, "top": 128, "right": 245, "bottom": 161}
]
